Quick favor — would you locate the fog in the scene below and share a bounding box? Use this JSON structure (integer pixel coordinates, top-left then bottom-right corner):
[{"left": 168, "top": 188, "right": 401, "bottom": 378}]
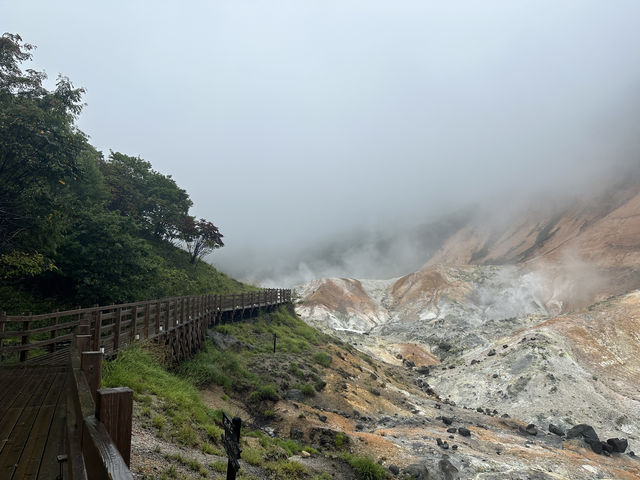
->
[{"left": 5, "top": 1, "right": 640, "bottom": 285}]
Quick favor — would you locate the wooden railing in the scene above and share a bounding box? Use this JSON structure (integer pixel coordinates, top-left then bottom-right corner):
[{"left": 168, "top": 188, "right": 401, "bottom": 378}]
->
[
  {"left": 0, "top": 289, "right": 291, "bottom": 364},
  {"left": 0, "top": 288, "right": 291, "bottom": 479}
]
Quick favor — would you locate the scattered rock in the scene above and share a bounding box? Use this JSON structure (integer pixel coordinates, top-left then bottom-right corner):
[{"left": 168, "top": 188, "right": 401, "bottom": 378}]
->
[
  {"left": 487, "top": 349, "right": 497, "bottom": 356},
  {"left": 492, "top": 373, "right": 499, "bottom": 378},
  {"left": 607, "top": 438, "right": 628, "bottom": 453},
  {"left": 441, "top": 416, "right": 453, "bottom": 426},
  {"left": 402, "top": 463, "right": 429, "bottom": 480},
  {"left": 438, "top": 456, "right": 460, "bottom": 480},
  {"left": 549, "top": 424, "right": 565, "bottom": 436},
  {"left": 447, "top": 427, "right": 457, "bottom": 434},
  {"left": 318, "top": 415, "right": 327, "bottom": 423},
  {"left": 470, "top": 359, "right": 480, "bottom": 365},
  {"left": 458, "top": 427, "right": 471, "bottom": 437},
  {"left": 206, "top": 331, "right": 242, "bottom": 351},
  {"left": 403, "top": 359, "right": 415, "bottom": 368},
  {"left": 519, "top": 424, "right": 538, "bottom": 436},
  {"left": 389, "top": 464, "right": 400, "bottom": 475},
  {"left": 416, "top": 365, "right": 430, "bottom": 375},
  {"left": 300, "top": 450, "right": 311, "bottom": 458}
]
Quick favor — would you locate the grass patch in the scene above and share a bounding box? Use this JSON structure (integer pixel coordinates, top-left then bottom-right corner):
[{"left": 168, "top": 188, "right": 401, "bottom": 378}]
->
[
  {"left": 102, "top": 346, "right": 221, "bottom": 448},
  {"left": 341, "top": 453, "right": 389, "bottom": 480},
  {"left": 313, "top": 352, "right": 332, "bottom": 368}
]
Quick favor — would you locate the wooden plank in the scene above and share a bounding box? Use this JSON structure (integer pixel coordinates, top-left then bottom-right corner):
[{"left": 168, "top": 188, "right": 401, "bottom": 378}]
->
[
  {"left": 12, "top": 372, "right": 66, "bottom": 479},
  {"left": 64, "top": 370, "right": 87, "bottom": 480},
  {"left": 95, "top": 388, "right": 133, "bottom": 467},
  {"left": 82, "top": 416, "right": 133, "bottom": 480},
  {"left": 37, "top": 377, "right": 67, "bottom": 480},
  {"left": 0, "top": 369, "right": 55, "bottom": 476},
  {"left": 1, "top": 333, "right": 75, "bottom": 353},
  {"left": 0, "top": 368, "right": 44, "bottom": 435},
  {"left": 1, "top": 319, "right": 77, "bottom": 338}
]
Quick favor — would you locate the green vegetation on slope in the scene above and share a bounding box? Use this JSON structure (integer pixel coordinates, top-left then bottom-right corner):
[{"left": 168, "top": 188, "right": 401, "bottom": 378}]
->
[{"left": 102, "top": 307, "right": 386, "bottom": 479}]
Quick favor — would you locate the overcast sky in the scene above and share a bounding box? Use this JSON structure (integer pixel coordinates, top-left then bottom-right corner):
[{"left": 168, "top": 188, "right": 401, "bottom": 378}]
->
[{"left": 4, "top": 1, "right": 640, "bottom": 283}]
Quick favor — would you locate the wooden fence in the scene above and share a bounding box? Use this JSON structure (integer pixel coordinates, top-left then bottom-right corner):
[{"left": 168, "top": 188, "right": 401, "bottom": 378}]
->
[{"left": 0, "top": 289, "right": 291, "bottom": 364}]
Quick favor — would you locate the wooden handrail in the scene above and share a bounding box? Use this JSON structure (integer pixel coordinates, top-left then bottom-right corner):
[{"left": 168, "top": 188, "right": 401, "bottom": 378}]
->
[{"left": 0, "top": 289, "right": 291, "bottom": 363}]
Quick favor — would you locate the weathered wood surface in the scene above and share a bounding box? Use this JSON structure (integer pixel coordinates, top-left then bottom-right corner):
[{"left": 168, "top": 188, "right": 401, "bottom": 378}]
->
[
  {"left": 1, "top": 289, "right": 291, "bottom": 364},
  {"left": 0, "top": 364, "right": 68, "bottom": 480}
]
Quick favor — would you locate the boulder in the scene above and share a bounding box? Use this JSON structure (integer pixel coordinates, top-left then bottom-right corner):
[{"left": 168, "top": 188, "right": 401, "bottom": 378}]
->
[
  {"left": 402, "top": 463, "right": 429, "bottom": 480},
  {"left": 441, "top": 416, "right": 453, "bottom": 425},
  {"left": 458, "top": 427, "right": 471, "bottom": 437},
  {"left": 607, "top": 438, "right": 628, "bottom": 453},
  {"left": 206, "top": 331, "right": 242, "bottom": 351}
]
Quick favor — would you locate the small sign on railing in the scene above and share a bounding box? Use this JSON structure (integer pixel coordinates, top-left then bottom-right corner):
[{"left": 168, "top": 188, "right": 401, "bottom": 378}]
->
[{"left": 221, "top": 412, "right": 242, "bottom": 479}]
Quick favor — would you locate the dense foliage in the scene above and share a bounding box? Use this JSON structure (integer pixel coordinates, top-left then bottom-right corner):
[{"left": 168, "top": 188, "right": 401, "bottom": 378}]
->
[{"left": 0, "top": 34, "right": 240, "bottom": 313}]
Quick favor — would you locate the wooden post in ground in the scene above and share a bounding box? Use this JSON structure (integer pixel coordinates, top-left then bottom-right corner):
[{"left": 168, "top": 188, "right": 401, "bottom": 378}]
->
[
  {"left": 82, "top": 350, "right": 103, "bottom": 402},
  {"left": 95, "top": 387, "right": 134, "bottom": 467}
]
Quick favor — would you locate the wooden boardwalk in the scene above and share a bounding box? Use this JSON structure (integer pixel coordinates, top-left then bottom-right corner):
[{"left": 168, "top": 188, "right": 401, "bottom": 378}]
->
[
  {"left": 0, "top": 363, "right": 68, "bottom": 479},
  {"left": 0, "top": 289, "right": 292, "bottom": 479}
]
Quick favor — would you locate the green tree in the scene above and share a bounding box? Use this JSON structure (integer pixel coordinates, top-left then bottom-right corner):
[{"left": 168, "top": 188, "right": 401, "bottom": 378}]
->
[
  {"left": 100, "top": 152, "right": 192, "bottom": 240},
  {"left": 180, "top": 216, "right": 224, "bottom": 264},
  {"left": 55, "top": 208, "right": 157, "bottom": 304},
  {"left": 0, "top": 33, "right": 88, "bottom": 275}
]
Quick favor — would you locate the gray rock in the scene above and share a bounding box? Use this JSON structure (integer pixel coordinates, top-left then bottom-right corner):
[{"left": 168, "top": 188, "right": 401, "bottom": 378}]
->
[
  {"left": 438, "top": 457, "right": 460, "bottom": 480},
  {"left": 458, "top": 427, "right": 471, "bottom": 437},
  {"left": 607, "top": 437, "right": 628, "bottom": 453},
  {"left": 402, "top": 463, "right": 429, "bottom": 480},
  {"left": 549, "top": 423, "right": 565, "bottom": 436},
  {"left": 206, "top": 331, "right": 242, "bottom": 351},
  {"left": 389, "top": 464, "right": 400, "bottom": 475}
]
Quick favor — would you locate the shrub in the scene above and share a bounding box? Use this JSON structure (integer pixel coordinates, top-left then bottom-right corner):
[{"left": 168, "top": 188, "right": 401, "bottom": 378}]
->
[
  {"left": 249, "top": 384, "right": 280, "bottom": 402},
  {"left": 301, "top": 384, "right": 315, "bottom": 397},
  {"left": 313, "top": 352, "right": 332, "bottom": 368},
  {"left": 342, "top": 453, "right": 389, "bottom": 480}
]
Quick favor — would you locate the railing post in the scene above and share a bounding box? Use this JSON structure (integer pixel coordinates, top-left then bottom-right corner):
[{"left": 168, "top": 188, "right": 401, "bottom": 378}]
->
[
  {"left": 82, "top": 350, "right": 103, "bottom": 402},
  {"left": 114, "top": 307, "right": 122, "bottom": 352},
  {"left": 96, "top": 387, "right": 134, "bottom": 467},
  {"left": 156, "top": 300, "right": 162, "bottom": 333},
  {"left": 20, "top": 312, "right": 32, "bottom": 362},
  {"left": 50, "top": 310, "right": 60, "bottom": 353},
  {"left": 130, "top": 305, "right": 138, "bottom": 343},
  {"left": 92, "top": 308, "right": 102, "bottom": 351},
  {"left": 76, "top": 334, "right": 92, "bottom": 354},
  {"left": 144, "top": 303, "right": 150, "bottom": 339},
  {"left": 0, "top": 311, "right": 5, "bottom": 361}
]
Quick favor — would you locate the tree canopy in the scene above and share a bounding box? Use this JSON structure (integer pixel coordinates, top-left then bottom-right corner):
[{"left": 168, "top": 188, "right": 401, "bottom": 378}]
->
[{"left": 0, "top": 33, "right": 231, "bottom": 311}]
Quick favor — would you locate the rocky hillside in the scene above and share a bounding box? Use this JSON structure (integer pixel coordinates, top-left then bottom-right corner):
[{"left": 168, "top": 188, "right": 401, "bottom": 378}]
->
[{"left": 295, "top": 172, "right": 640, "bottom": 478}]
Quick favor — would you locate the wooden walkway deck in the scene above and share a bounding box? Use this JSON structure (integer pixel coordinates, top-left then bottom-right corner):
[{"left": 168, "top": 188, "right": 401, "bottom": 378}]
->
[
  {"left": 0, "top": 363, "right": 68, "bottom": 479},
  {"left": 0, "top": 289, "right": 292, "bottom": 479}
]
